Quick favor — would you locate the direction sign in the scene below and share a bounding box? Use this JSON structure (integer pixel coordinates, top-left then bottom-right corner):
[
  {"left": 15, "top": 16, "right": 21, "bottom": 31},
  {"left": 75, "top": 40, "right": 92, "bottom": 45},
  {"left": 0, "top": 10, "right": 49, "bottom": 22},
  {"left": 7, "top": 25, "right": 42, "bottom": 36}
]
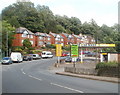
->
[
  {"left": 56, "top": 44, "right": 62, "bottom": 56},
  {"left": 71, "top": 45, "right": 78, "bottom": 57}
]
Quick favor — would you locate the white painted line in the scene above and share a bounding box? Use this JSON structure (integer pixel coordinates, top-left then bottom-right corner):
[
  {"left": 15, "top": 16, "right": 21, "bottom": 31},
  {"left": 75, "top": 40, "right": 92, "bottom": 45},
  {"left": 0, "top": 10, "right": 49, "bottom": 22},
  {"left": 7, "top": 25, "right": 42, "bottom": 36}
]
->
[
  {"left": 21, "top": 68, "right": 26, "bottom": 74},
  {"left": 50, "top": 83, "right": 84, "bottom": 93},
  {"left": 28, "top": 75, "right": 42, "bottom": 81}
]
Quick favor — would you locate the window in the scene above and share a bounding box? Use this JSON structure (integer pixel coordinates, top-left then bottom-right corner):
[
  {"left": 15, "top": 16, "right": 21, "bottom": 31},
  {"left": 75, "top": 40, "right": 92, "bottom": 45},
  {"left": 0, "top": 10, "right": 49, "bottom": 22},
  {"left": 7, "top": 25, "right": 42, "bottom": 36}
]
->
[
  {"left": 47, "top": 42, "right": 51, "bottom": 44},
  {"left": 39, "top": 41, "right": 44, "bottom": 45},
  {"left": 55, "top": 38, "right": 58, "bottom": 40},
  {"left": 30, "top": 41, "right": 33, "bottom": 45},
  {"left": 30, "top": 35, "right": 33, "bottom": 38},
  {"left": 22, "top": 40, "right": 24, "bottom": 43},
  {"left": 56, "top": 37, "right": 60, "bottom": 41},
  {"left": 39, "top": 36, "right": 43, "bottom": 40},
  {"left": 48, "top": 37, "right": 50, "bottom": 40},
  {"left": 22, "top": 34, "right": 27, "bottom": 37},
  {"left": 22, "top": 30, "right": 28, "bottom": 37}
]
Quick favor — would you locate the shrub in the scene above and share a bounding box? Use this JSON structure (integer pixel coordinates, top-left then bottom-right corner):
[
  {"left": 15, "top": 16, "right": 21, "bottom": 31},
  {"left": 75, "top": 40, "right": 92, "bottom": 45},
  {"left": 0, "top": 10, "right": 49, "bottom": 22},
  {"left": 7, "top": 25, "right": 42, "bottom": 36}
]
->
[
  {"left": 96, "top": 61, "right": 118, "bottom": 69},
  {"left": 62, "top": 46, "right": 70, "bottom": 51},
  {"left": 46, "top": 44, "right": 56, "bottom": 49}
]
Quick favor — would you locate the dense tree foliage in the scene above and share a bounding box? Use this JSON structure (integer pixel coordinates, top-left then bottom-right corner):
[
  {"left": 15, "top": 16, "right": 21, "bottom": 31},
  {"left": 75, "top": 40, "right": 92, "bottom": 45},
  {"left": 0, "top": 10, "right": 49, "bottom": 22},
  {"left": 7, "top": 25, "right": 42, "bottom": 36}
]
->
[
  {"left": 1, "top": 1, "right": 119, "bottom": 52},
  {"left": 1, "top": 20, "right": 15, "bottom": 56}
]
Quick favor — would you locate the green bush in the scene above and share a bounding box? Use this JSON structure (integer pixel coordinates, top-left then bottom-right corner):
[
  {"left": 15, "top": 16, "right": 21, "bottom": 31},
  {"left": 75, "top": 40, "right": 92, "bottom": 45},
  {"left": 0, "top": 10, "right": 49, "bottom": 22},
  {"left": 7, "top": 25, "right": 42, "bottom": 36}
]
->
[
  {"left": 62, "top": 46, "right": 70, "bottom": 51},
  {"left": 41, "top": 47, "right": 46, "bottom": 49},
  {"left": 46, "top": 44, "right": 56, "bottom": 49},
  {"left": 96, "top": 61, "right": 118, "bottom": 69}
]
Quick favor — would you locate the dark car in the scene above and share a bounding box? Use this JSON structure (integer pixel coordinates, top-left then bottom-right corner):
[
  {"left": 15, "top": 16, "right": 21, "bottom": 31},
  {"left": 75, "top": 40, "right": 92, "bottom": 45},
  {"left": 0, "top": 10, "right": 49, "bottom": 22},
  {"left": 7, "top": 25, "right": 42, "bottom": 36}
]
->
[
  {"left": 1, "top": 57, "right": 13, "bottom": 65},
  {"left": 23, "top": 56, "right": 33, "bottom": 61},
  {"left": 65, "top": 57, "right": 72, "bottom": 62},
  {"left": 86, "top": 52, "right": 97, "bottom": 57}
]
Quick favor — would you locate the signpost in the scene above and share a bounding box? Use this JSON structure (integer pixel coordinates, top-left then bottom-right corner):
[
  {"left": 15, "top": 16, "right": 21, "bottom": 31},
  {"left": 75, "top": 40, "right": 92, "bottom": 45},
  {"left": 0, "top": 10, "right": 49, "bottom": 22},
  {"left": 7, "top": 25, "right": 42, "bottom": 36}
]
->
[
  {"left": 71, "top": 45, "right": 78, "bottom": 67},
  {"left": 56, "top": 44, "right": 62, "bottom": 67}
]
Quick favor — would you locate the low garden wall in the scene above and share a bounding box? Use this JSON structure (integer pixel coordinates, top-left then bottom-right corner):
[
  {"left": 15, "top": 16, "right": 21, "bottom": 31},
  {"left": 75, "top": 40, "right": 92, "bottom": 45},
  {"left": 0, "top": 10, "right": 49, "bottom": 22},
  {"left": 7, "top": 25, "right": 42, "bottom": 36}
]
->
[
  {"left": 64, "top": 66, "right": 119, "bottom": 77},
  {"left": 64, "top": 67, "right": 97, "bottom": 75},
  {"left": 96, "top": 67, "right": 119, "bottom": 77}
]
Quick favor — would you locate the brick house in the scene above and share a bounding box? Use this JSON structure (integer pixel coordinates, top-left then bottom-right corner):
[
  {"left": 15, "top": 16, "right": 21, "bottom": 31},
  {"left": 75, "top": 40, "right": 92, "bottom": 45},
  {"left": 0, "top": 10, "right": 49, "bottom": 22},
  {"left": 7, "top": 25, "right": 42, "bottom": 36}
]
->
[
  {"left": 12, "top": 27, "right": 95, "bottom": 48},
  {"left": 79, "top": 33, "right": 95, "bottom": 44},
  {"left": 72, "top": 34, "right": 82, "bottom": 45},
  {"left": 35, "top": 32, "right": 51, "bottom": 47},
  {"left": 12, "top": 27, "right": 36, "bottom": 47},
  {"left": 49, "top": 32, "right": 64, "bottom": 46},
  {"left": 61, "top": 33, "right": 74, "bottom": 45}
]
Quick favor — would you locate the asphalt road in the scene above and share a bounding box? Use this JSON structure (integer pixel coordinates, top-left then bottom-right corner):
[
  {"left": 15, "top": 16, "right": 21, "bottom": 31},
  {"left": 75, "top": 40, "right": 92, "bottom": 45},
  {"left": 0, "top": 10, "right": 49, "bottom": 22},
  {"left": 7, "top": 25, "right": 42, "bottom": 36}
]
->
[{"left": 2, "top": 57, "right": 118, "bottom": 93}]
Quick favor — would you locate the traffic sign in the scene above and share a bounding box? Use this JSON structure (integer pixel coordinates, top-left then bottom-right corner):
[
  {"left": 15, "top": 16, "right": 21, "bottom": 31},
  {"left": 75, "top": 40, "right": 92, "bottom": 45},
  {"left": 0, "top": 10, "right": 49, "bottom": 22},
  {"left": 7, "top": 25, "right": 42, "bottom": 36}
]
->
[
  {"left": 56, "top": 44, "right": 62, "bottom": 56},
  {"left": 71, "top": 45, "right": 78, "bottom": 57}
]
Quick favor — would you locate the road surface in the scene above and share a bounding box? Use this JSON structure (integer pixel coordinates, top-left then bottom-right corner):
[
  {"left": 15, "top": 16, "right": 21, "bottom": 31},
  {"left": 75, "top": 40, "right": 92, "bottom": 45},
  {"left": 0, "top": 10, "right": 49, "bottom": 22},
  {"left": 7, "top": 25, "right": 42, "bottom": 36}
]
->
[{"left": 2, "top": 57, "right": 118, "bottom": 93}]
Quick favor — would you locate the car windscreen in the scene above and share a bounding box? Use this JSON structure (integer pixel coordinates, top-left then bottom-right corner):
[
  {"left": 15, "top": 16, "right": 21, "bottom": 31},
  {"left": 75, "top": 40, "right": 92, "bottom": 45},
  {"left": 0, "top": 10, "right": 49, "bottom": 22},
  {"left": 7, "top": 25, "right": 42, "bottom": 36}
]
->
[
  {"left": 46, "top": 53, "right": 52, "bottom": 55},
  {"left": 42, "top": 53, "right": 46, "bottom": 55}
]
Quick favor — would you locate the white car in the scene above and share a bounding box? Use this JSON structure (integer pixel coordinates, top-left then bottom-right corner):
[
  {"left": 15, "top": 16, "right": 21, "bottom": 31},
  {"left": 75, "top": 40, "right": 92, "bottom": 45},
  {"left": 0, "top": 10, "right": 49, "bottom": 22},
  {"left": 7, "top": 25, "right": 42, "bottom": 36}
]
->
[
  {"left": 10, "top": 52, "right": 23, "bottom": 62},
  {"left": 32, "top": 54, "right": 41, "bottom": 60},
  {"left": 41, "top": 51, "right": 53, "bottom": 58}
]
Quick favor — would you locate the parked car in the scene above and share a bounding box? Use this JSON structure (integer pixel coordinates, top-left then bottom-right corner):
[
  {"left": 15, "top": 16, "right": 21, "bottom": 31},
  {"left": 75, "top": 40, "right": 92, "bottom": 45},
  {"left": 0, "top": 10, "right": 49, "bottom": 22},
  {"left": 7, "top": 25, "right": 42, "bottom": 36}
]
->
[
  {"left": 61, "top": 53, "right": 68, "bottom": 57},
  {"left": 41, "top": 51, "right": 53, "bottom": 58},
  {"left": 86, "top": 52, "right": 97, "bottom": 57},
  {"left": 10, "top": 52, "right": 23, "bottom": 63},
  {"left": 32, "top": 54, "right": 41, "bottom": 60},
  {"left": 1, "top": 57, "right": 13, "bottom": 65},
  {"left": 23, "top": 55, "right": 33, "bottom": 61},
  {"left": 65, "top": 57, "right": 72, "bottom": 62}
]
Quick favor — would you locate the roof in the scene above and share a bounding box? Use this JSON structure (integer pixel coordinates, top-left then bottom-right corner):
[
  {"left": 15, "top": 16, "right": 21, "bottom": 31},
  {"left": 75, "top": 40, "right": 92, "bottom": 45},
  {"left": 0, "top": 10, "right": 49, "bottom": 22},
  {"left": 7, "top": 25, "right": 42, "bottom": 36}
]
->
[
  {"left": 15, "top": 27, "right": 34, "bottom": 35},
  {"left": 35, "top": 32, "right": 51, "bottom": 37},
  {"left": 50, "top": 32, "right": 63, "bottom": 38},
  {"left": 62, "top": 33, "right": 69, "bottom": 37},
  {"left": 62, "top": 33, "right": 74, "bottom": 38},
  {"left": 73, "top": 34, "right": 82, "bottom": 39}
]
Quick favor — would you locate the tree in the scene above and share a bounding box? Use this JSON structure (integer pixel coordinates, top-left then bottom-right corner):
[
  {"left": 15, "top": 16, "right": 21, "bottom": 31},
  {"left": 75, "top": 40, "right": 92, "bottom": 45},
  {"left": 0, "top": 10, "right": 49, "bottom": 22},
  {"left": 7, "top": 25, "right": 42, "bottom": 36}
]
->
[
  {"left": 36, "top": 5, "right": 57, "bottom": 33},
  {"left": 23, "top": 39, "right": 33, "bottom": 54},
  {"left": 1, "top": 20, "right": 15, "bottom": 56},
  {"left": 23, "top": 39, "right": 32, "bottom": 49}
]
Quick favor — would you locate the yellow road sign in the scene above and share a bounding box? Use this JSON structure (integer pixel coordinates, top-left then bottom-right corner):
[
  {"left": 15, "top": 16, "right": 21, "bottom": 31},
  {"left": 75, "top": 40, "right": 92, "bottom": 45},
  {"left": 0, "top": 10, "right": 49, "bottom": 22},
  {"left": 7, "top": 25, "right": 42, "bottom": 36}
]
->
[
  {"left": 102, "top": 53, "right": 107, "bottom": 55},
  {"left": 56, "top": 44, "right": 62, "bottom": 56}
]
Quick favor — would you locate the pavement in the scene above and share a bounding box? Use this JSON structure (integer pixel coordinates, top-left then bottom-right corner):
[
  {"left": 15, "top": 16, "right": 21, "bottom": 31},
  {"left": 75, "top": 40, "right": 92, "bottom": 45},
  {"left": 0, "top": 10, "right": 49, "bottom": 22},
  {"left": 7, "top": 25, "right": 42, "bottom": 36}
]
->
[{"left": 49, "top": 62, "right": 119, "bottom": 83}]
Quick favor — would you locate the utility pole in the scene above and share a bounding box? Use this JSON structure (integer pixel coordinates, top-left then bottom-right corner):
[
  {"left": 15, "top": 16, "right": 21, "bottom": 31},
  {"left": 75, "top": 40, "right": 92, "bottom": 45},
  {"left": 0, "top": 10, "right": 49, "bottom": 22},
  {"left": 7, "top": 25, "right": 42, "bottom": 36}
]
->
[
  {"left": 0, "top": 29, "right": 2, "bottom": 60},
  {"left": 6, "top": 31, "right": 8, "bottom": 57}
]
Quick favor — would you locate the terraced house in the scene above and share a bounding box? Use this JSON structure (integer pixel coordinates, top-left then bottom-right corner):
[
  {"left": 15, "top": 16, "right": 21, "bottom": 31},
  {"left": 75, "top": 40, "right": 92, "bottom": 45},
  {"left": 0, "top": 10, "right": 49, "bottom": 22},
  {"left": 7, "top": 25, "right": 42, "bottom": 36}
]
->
[
  {"left": 12, "top": 27, "right": 95, "bottom": 47},
  {"left": 12, "top": 27, "right": 36, "bottom": 47},
  {"left": 49, "top": 32, "right": 64, "bottom": 46},
  {"left": 35, "top": 32, "right": 51, "bottom": 47}
]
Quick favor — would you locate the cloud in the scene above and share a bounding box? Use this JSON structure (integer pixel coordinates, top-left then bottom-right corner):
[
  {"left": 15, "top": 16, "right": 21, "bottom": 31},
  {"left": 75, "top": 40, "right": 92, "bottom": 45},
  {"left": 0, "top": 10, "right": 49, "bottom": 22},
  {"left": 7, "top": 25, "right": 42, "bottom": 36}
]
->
[
  {"left": 31, "top": 0, "right": 56, "bottom": 5},
  {"left": 79, "top": 11, "right": 117, "bottom": 26},
  {"left": 51, "top": 4, "right": 79, "bottom": 17}
]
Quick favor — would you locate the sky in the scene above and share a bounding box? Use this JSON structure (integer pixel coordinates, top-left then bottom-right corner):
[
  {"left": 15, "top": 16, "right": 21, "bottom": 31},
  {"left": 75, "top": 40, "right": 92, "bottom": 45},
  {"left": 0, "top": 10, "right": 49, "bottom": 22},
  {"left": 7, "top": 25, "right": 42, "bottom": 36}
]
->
[{"left": 0, "top": 0, "right": 119, "bottom": 26}]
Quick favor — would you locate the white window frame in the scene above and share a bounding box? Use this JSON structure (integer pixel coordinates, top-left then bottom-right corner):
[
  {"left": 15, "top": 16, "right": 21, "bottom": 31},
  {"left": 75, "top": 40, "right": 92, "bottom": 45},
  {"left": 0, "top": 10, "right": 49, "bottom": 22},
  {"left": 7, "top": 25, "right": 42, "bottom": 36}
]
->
[
  {"left": 30, "top": 35, "right": 33, "bottom": 38},
  {"left": 39, "top": 36, "right": 43, "bottom": 40},
  {"left": 48, "top": 37, "right": 50, "bottom": 40},
  {"left": 30, "top": 41, "right": 34, "bottom": 45}
]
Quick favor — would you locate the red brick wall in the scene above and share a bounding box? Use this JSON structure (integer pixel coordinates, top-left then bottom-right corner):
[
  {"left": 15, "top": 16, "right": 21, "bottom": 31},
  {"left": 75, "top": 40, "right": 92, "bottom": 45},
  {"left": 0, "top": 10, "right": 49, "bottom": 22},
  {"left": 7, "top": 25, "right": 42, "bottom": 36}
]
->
[
  {"left": 12, "top": 34, "right": 22, "bottom": 46},
  {"left": 12, "top": 34, "right": 36, "bottom": 47},
  {"left": 61, "top": 34, "right": 67, "bottom": 45},
  {"left": 49, "top": 34, "right": 55, "bottom": 44}
]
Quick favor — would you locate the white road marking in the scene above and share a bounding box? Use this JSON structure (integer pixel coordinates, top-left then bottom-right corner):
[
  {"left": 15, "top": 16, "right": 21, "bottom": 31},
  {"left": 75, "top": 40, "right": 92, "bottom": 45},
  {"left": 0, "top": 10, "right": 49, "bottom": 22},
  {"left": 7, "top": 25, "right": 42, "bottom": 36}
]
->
[
  {"left": 21, "top": 68, "right": 26, "bottom": 74},
  {"left": 21, "top": 67, "right": 42, "bottom": 81},
  {"left": 28, "top": 75, "right": 42, "bottom": 81},
  {"left": 50, "top": 83, "right": 84, "bottom": 93}
]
